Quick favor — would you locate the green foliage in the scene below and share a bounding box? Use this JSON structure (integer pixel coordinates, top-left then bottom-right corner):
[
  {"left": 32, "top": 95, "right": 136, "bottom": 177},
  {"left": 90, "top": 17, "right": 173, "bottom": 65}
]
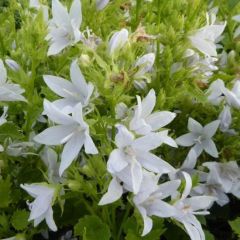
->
[
  {"left": 0, "top": 177, "right": 11, "bottom": 208},
  {"left": 74, "top": 215, "right": 111, "bottom": 240},
  {"left": 11, "top": 210, "right": 29, "bottom": 231},
  {"left": 229, "top": 218, "right": 240, "bottom": 238}
]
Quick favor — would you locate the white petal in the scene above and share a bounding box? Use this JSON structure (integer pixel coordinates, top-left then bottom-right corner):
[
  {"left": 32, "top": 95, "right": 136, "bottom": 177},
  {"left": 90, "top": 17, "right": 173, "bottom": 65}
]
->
[
  {"left": 188, "top": 118, "right": 203, "bottom": 133},
  {"left": 132, "top": 133, "right": 164, "bottom": 151},
  {"left": 43, "top": 75, "right": 76, "bottom": 98},
  {"left": 34, "top": 125, "right": 75, "bottom": 145},
  {"left": 107, "top": 149, "right": 128, "bottom": 173},
  {"left": 157, "top": 180, "right": 181, "bottom": 199},
  {"left": 203, "top": 120, "right": 220, "bottom": 137},
  {"left": 176, "top": 133, "right": 195, "bottom": 147},
  {"left": 141, "top": 89, "right": 156, "bottom": 118},
  {"left": 84, "top": 133, "right": 98, "bottom": 154},
  {"left": 131, "top": 160, "right": 143, "bottom": 194},
  {"left": 59, "top": 133, "right": 84, "bottom": 176},
  {"left": 96, "top": 0, "right": 109, "bottom": 10},
  {"left": 181, "top": 144, "right": 202, "bottom": 169},
  {"left": 70, "top": 60, "right": 88, "bottom": 98},
  {"left": 43, "top": 99, "right": 75, "bottom": 125},
  {"left": 52, "top": 0, "right": 69, "bottom": 27},
  {"left": 185, "top": 196, "right": 216, "bottom": 212},
  {"left": 137, "top": 206, "right": 153, "bottom": 236},
  {"left": 98, "top": 177, "right": 123, "bottom": 205},
  {"left": 181, "top": 172, "right": 192, "bottom": 200},
  {"left": 47, "top": 39, "right": 70, "bottom": 56},
  {"left": 202, "top": 139, "right": 218, "bottom": 158},
  {"left": 29, "top": 195, "right": 51, "bottom": 220},
  {"left": 146, "top": 111, "right": 176, "bottom": 131},
  {"left": 147, "top": 199, "right": 177, "bottom": 218},
  {"left": 115, "top": 124, "right": 134, "bottom": 148},
  {"left": 0, "top": 59, "right": 7, "bottom": 84},
  {"left": 138, "top": 152, "right": 175, "bottom": 174},
  {"left": 20, "top": 184, "right": 53, "bottom": 198},
  {"left": 69, "top": 0, "right": 82, "bottom": 28},
  {"left": 108, "top": 29, "right": 128, "bottom": 56},
  {"left": 189, "top": 36, "right": 217, "bottom": 57},
  {"left": 72, "top": 103, "right": 86, "bottom": 126},
  {"left": 45, "top": 207, "right": 57, "bottom": 232}
]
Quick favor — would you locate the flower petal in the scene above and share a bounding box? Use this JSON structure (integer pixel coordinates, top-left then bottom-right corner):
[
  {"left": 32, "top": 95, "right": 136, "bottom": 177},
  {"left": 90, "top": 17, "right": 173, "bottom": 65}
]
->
[
  {"left": 203, "top": 120, "right": 220, "bottom": 138},
  {"left": 202, "top": 139, "right": 218, "bottom": 158},
  {"left": 34, "top": 125, "right": 75, "bottom": 145},
  {"left": 141, "top": 89, "right": 156, "bottom": 118},
  {"left": 45, "top": 207, "right": 57, "bottom": 232},
  {"left": 176, "top": 133, "right": 195, "bottom": 147},
  {"left": 43, "top": 99, "right": 75, "bottom": 125},
  {"left": 131, "top": 160, "right": 143, "bottom": 194},
  {"left": 43, "top": 75, "right": 76, "bottom": 98},
  {"left": 115, "top": 124, "right": 134, "bottom": 148},
  {"left": 137, "top": 152, "right": 175, "bottom": 174},
  {"left": 0, "top": 59, "right": 7, "bottom": 84},
  {"left": 146, "top": 111, "right": 176, "bottom": 131},
  {"left": 137, "top": 206, "right": 153, "bottom": 236},
  {"left": 59, "top": 133, "right": 85, "bottom": 176},
  {"left": 107, "top": 149, "right": 128, "bottom": 173},
  {"left": 69, "top": 0, "right": 82, "bottom": 27},
  {"left": 98, "top": 177, "right": 123, "bottom": 205},
  {"left": 188, "top": 118, "right": 203, "bottom": 133},
  {"left": 84, "top": 133, "right": 98, "bottom": 154}
]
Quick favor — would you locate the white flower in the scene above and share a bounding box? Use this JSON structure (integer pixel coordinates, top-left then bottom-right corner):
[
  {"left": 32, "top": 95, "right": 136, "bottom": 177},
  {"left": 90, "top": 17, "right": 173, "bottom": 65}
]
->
[
  {"left": 46, "top": 0, "right": 82, "bottom": 56},
  {"left": 5, "top": 59, "right": 20, "bottom": 72},
  {"left": 224, "top": 80, "right": 240, "bottom": 109},
  {"left": 232, "top": 15, "right": 240, "bottom": 38},
  {"left": 0, "top": 59, "right": 26, "bottom": 102},
  {"left": 172, "top": 172, "right": 216, "bottom": 240},
  {"left": 203, "top": 161, "right": 240, "bottom": 193},
  {"left": 43, "top": 60, "right": 94, "bottom": 113},
  {"left": 189, "top": 12, "right": 226, "bottom": 57},
  {"left": 191, "top": 168, "right": 229, "bottom": 207},
  {"left": 0, "top": 106, "right": 8, "bottom": 126},
  {"left": 99, "top": 124, "right": 175, "bottom": 205},
  {"left": 34, "top": 100, "right": 98, "bottom": 176},
  {"left": 20, "top": 183, "right": 57, "bottom": 231},
  {"left": 129, "top": 89, "right": 176, "bottom": 136},
  {"left": 176, "top": 118, "right": 219, "bottom": 169},
  {"left": 29, "top": 0, "right": 49, "bottom": 22},
  {"left": 133, "top": 170, "right": 180, "bottom": 236},
  {"left": 108, "top": 28, "right": 129, "bottom": 56},
  {"left": 206, "top": 79, "right": 226, "bottom": 105},
  {"left": 40, "top": 147, "right": 61, "bottom": 183},
  {"left": 134, "top": 53, "right": 155, "bottom": 78},
  {"left": 96, "top": 0, "right": 109, "bottom": 10},
  {"left": 218, "top": 105, "right": 235, "bottom": 134}
]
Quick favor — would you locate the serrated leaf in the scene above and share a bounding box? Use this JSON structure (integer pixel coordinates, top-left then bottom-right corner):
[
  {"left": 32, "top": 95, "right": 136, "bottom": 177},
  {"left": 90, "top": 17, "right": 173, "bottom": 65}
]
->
[
  {"left": 74, "top": 215, "right": 111, "bottom": 240},
  {"left": 0, "top": 177, "right": 11, "bottom": 208},
  {"left": 11, "top": 210, "right": 29, "bottom": 231},
  {"left": 0, "top": 122, "right": 24, "bottom": 141},
  {"left": 229, "top": 218, "right": 240, "bottom": 237}
]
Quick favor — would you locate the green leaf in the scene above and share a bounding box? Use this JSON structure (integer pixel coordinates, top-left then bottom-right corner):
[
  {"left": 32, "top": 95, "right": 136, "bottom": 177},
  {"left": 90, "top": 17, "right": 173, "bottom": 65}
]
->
[
  {"left": 11, "top": 210, "right": 29, "bottom": 231},
  {"left": 74, "top": 215, "right": 111, "bottom": 240},
  {"left": 229, "top": 218, "right": 240, "bottom": 237},
  {"left": 0, "top": 177, "right": 11, "bottom": 208},
  {"left": 0, "top": 122, "right": 24, "bottom": 141},
  {"left": 228, "top": 0, "right": 239, "bottom": 9}
]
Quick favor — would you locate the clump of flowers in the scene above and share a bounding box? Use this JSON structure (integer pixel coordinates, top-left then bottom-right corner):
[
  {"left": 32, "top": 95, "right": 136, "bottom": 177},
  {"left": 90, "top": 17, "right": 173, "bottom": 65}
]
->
[{"left": 0, "top": 0, "right": 240, "bottom": 239}]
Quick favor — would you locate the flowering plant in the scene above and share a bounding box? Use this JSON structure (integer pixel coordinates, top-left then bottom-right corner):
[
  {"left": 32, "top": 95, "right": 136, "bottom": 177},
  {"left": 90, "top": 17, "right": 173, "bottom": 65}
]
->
[{"left": 0, "top": 0, "right": 240, "bottom": 239}]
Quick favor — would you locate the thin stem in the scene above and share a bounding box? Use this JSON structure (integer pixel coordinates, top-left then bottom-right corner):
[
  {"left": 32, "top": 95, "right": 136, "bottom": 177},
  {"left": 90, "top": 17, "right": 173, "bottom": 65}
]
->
[{"left": 117, "top": 203, "right": 131, "bottom": 240}]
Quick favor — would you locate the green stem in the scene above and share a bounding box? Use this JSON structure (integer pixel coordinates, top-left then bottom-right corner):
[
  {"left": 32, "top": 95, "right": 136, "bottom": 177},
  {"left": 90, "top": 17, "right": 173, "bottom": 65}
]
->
[{"left": 117, "top": 203, "right": 131, "bottom": 240}]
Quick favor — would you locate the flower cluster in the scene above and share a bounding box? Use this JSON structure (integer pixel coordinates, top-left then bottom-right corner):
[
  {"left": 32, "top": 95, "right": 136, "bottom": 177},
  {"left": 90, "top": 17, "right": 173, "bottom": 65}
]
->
[{"left": 1, "top": 0, "right": 240, "bottom": 239}]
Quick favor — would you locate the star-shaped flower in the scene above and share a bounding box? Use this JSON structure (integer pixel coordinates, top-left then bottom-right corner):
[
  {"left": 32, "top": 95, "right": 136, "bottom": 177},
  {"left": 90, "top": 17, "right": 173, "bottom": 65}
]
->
[
  {"left": 46, "top": 0, "right": 82, "bottom": 55},
  {"left": 34, "top": 100, "right": 98, "bottom": 175},
  {"left": 129, "top": 89, "right": 176, "bottom": 135},
  {"left": 176, "top": 118, "right": 220, "bottom": 169},
  {"left": 20, "top": 183, "right": 57, "bottom": 231},
  {"left": 43, "top": 60, "right": 94, "bottom": 113}
]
